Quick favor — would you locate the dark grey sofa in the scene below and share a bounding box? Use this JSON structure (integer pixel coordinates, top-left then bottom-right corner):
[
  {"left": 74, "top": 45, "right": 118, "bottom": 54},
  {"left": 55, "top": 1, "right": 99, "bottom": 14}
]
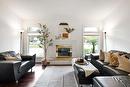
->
[
  {"left": 0, "top": 51, "right": 36, "bottom": 83},
  {"left": 93, "top": 76, "right": 130, "bottom": 87},
  {"left": 90, "top": 50, "right": 130, "bottom": 87},
  {"left": 90, "top": 50, "right": 129, "bottom": 76},
  {"left": 73, "top": 64, "right": 99, "bottom": 85}
]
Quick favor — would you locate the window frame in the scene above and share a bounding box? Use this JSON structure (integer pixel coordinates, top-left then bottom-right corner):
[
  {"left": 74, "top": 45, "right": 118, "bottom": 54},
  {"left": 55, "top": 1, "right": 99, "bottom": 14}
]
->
[
  {"left": 27, "top": 27, "right": 44, "bottom": 57},
  {"left": 82, "top": 26, "right": 100, "bottom": 56}
]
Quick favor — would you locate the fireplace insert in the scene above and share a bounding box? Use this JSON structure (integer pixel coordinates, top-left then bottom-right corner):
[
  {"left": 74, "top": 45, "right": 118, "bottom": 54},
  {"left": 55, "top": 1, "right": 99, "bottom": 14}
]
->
[{"left": 56, "top": 45, "right": 72, "bottom": 57}]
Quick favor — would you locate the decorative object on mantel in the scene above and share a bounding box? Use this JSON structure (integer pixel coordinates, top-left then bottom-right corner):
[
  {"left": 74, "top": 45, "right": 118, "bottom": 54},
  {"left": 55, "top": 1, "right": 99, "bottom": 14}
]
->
[
  {"left": 55, "top": 34, "right": 62, "bottom": 40},
  {"left": 64, "top": 27, "right": 75, "bottom": 33},
  {"left": 57, "top": 22, "right": 75, "bottom": 39},
  {"left": 59, "top": 22, "right": 68, "bottom": 25},
  {"left": 62, "top": 32, "right": 69, "bottom": 39},
  {"left": 37, "top": 23, "right": 53, "bottom": 67}
]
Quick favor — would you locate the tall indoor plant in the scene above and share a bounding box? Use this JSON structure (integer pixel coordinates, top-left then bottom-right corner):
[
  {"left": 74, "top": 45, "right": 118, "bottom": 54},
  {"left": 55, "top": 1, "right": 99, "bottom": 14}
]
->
[{"left": 38, "top": 23, "right": 53, "bottom": 66}]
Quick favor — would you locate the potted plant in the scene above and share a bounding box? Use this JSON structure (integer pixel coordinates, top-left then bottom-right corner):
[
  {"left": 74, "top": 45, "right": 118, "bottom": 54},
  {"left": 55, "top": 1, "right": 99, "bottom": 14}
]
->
[
  {"left": 64, "top": 27, "right": 75, "bottom": 33},
  {"left": 37, "top": 23, "right": 53, "bottom": 67}
]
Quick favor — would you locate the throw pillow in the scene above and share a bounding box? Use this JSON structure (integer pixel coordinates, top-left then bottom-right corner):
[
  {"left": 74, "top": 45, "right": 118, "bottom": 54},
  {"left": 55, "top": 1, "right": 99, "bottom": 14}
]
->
[
  {"left": 104, "top": 52, "right": 111, "bottom": 63},
  {"left": 2, "top": 53, "right": 11, "bottom": 57},
  {"left": 109, "top": 52, "right": 119, "bottom": 66},
  {"left": 0, "top": 54, "right": 6, "bottom": 60},
  {"left": 123, "top": 53, "right": 130, "bottom": 59},
  {"left": 99, "top": 50, "right": 105, "bottom": 61},
  {"left": 5, "top": 56, "right": 17, "bottom": 60},
  {"left": 15, "top": 53, "right": 22, "bottom": 61},
  {"left": 117, "top": 55, "right": 130, "bottom": 73}
]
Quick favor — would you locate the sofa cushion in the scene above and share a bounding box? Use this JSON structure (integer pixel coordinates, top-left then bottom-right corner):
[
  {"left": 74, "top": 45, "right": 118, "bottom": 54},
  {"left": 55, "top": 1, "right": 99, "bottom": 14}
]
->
[
  {"left": 124, "top": 53, "right": 130, "bottom": 59},
  {"left": 103, "top": 65, "right": 128, "bottom": 76},
  {"left": 5, "top": 56, "right": 17, "bottom": 61},
  {"left": 103, "top": 66, "right": 119, "bottom": 75},
  {"left": 1, "top": 51, "right": 16, "bottom": 57},
  {"left": 7, "top": 51, "right": 16, "bottom": 57},
  {"left": 19, "top": 61, "right": 31, "bottom": 73},
  {"left": 109, "top": 50, "right": 127, "bottom": 55},
  {"left": 99, "top": 50, "right": 105, "bottom": 61},
  {"left": 117, "top": 55, "right": 130, "bottom": 73},
  {"left": 0, "top": 51, "right": 22, "bottom": 61},
  {"left": 109, "top": 53, "right": 119, "bottom": 67},
  {"left": 15, "top": 53, "right": 22, "bottom": 61},
  {"left": 21, "top": 61, "right": 30, "bottom": 67},
  {"left": 104, "top": 52, "right": 110, "bottom": 63}
]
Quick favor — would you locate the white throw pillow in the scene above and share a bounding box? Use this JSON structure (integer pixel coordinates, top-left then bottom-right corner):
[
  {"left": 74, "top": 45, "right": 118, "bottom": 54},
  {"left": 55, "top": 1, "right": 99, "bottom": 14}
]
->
[{"left": 16, "top": 53, "right": 22, "bottom": 60}]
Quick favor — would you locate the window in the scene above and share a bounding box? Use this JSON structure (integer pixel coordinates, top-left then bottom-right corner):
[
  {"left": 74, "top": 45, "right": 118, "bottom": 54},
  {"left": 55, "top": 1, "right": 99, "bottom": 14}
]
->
[
  {"left": 27, "top": 27, "right": 44, "bottom": 57},
  {"left": 84, "top": 27, "right": 98, "bottom": 32},
  {"left": 83, "top": 27, "right": 99, "bottom": 56}
]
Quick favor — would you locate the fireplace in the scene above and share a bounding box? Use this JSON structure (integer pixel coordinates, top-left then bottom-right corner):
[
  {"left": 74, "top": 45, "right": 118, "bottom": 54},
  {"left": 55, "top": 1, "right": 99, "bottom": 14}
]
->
[{"left": 56, "top": 45, "right": 72, "bottom": 58}]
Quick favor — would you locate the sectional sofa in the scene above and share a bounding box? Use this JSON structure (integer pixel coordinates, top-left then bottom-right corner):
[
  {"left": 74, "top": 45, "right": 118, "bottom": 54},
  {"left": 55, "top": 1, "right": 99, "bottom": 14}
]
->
[
  {"left": 90, "top": 50, "right": 129, "bottom": 76},
  {"left": 73, "top": 50, "right": 130, "bottom": 86},
  {"left": 91, "top": 50, "right": 130, "bottom": 87}
]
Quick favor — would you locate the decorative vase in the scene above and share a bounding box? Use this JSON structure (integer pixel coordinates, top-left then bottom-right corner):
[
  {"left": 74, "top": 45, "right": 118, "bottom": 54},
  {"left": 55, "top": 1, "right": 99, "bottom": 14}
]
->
[{"left": 62, "top": 32, "right": 69, "bottom": 39}]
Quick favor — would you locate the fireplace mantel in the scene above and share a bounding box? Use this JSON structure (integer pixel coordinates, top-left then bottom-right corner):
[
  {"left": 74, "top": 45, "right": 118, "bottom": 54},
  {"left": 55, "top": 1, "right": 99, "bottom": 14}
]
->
[
  {"left": 53, "top": 39, "right": 77, "bottom": 57},
  {"left": 54, "top": 39, "right": 76, "bottom": 45}
]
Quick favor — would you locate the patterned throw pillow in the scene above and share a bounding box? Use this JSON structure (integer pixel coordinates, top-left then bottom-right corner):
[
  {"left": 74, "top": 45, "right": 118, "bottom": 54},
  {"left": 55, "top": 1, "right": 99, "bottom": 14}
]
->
[
  {"left": 117, "top": 55, "right": 130, "bottom": 73},
  {"left": 109, "top": 52, "right": 119, "bottom": 67},
  {"left": 5, "top": 56, "right": 17, "bottom": 60},
  {"left": 2, "top": 53, "right": 21, "bottom": 61},
  {"left": 15, "top": 53, "right": 22, "bottom": 61}
]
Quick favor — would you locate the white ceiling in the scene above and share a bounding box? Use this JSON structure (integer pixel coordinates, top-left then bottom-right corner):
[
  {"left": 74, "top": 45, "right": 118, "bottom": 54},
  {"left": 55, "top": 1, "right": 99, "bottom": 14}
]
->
[{"left": 1, "top": 0, "right": 123, "bottom": 22}]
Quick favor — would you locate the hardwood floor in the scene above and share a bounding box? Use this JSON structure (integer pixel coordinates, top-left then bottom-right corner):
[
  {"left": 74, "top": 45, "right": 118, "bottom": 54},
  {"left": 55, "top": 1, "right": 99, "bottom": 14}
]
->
[
  {"left": 0, "top": 64, "right": 44, "bottom": 87},
  {"left": 0, "top": 65, "right": 91, "bottom": 87}
]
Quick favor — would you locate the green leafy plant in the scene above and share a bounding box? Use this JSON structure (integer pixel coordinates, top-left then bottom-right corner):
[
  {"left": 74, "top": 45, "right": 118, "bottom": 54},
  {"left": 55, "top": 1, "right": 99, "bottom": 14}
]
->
[
  {"left": 86, "top": 36, "right": 97, "bottom": 53},
  {"left": 64, "top": 27, "right": 75, "bottom": 33},
  {"left": 37, "top": 23, "right": 53, "bottom": 62}
]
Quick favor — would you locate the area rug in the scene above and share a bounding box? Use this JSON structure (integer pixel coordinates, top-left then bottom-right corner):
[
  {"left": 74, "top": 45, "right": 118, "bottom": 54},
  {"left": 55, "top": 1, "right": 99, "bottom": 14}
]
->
[
  {"left": 49, "top": 61, "right": 72, "bottom": 66},
  {"left": 33, "top": 66, "right": 91, "bottom": 87}
]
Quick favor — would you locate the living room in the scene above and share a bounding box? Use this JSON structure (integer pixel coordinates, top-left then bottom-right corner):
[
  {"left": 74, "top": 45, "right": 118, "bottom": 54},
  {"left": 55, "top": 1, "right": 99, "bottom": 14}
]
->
[{"left": 0, "top": 0, "right": 130, "bottom": 87}]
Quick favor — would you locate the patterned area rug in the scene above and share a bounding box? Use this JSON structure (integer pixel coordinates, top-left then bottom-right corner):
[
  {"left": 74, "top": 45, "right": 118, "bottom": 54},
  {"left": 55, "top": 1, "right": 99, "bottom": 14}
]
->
[{"left": 34, "top": 66, "right": 91, "bottom": 87}]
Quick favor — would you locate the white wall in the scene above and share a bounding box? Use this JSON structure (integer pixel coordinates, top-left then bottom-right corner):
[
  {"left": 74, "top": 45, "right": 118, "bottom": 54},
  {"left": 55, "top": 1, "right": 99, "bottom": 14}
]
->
[
  {"left": 0, "top": 2, "right": 22, "bottom": 53},
  {"left": 23, "top": 17, "right": 101, "bottom": 59},
  {"left": 103, "top": 0, "right": 130, "bottom": 52}
]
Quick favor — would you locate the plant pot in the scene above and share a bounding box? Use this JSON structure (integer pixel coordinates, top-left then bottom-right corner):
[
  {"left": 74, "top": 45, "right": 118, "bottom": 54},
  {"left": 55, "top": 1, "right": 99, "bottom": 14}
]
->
[
  {"left": 41, "top": 59, "right": 50, "bottom": 67},
  {"left": 42, "top": 59, "right": 47, "bottom": 66}
]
